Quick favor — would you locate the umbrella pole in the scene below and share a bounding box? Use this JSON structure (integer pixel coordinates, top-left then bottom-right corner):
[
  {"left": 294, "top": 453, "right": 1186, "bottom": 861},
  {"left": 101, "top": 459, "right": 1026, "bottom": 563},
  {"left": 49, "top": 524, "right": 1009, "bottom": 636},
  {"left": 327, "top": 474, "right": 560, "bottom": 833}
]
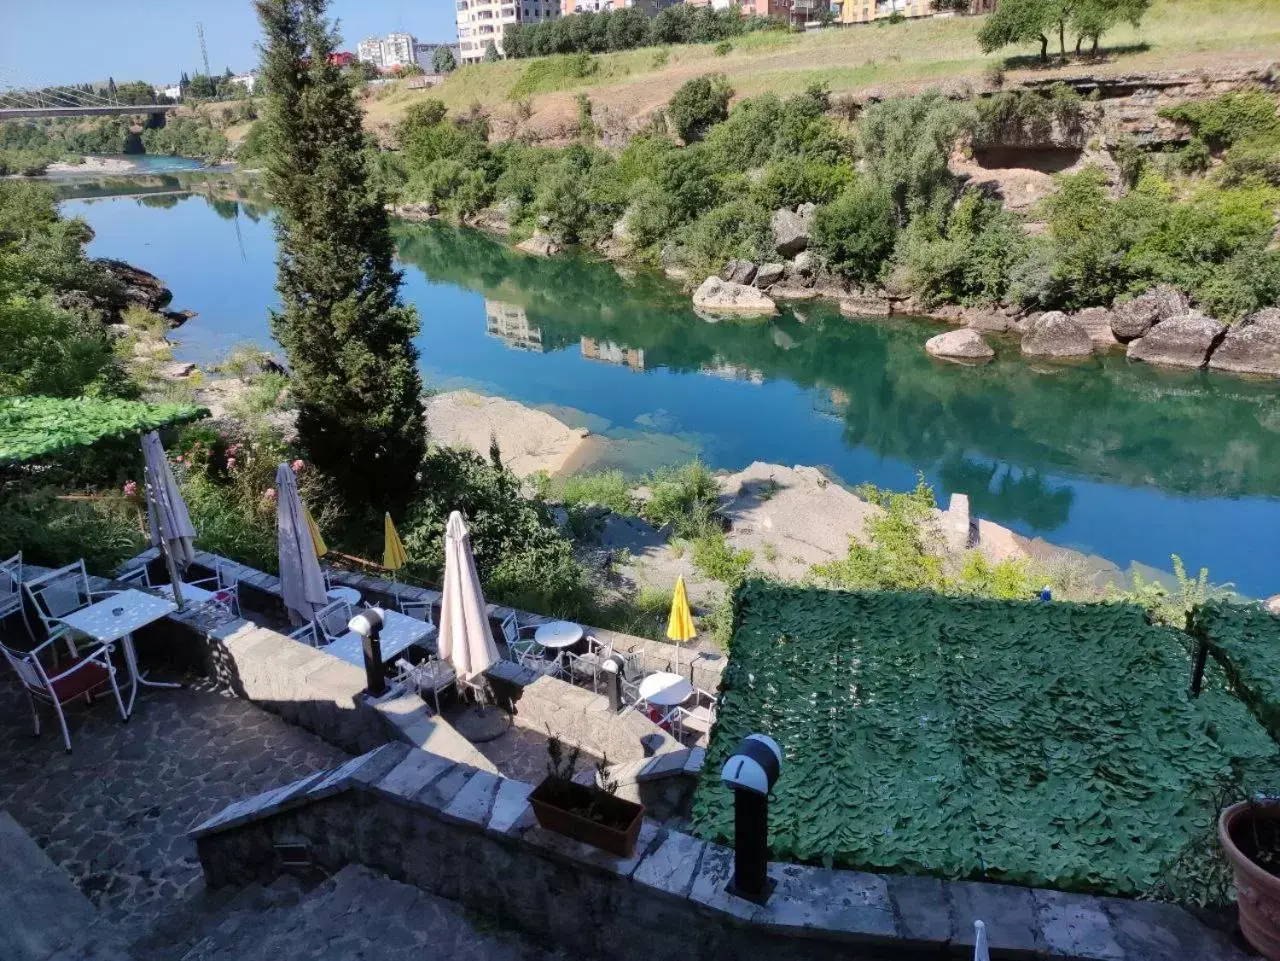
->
[{"left": 162, "top": 538, "right": 185, "bottom": 610}]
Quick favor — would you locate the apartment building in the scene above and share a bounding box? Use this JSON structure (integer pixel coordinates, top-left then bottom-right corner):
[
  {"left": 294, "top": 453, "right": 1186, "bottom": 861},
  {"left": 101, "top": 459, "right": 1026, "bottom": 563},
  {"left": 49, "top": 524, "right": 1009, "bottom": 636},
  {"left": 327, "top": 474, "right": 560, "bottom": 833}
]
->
[
  {"left": 838, "top": 0, "right": 995, "bottom": 25},
  {"left": 356, "top": 32, "right": 417, "bottom": 70},
  {"left": 560, "top": 0, "right": 681, "bottom": 12},
  {"left": 457, "top": 0, "right": 560, "bottom": 64}
]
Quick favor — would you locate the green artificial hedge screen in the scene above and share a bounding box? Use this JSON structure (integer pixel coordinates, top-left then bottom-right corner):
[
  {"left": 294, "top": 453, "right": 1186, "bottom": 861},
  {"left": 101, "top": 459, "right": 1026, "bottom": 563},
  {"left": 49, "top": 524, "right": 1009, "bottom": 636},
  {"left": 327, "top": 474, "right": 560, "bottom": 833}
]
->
[{"left": 0, "top": 396, "right": 207, "bottom": 465}]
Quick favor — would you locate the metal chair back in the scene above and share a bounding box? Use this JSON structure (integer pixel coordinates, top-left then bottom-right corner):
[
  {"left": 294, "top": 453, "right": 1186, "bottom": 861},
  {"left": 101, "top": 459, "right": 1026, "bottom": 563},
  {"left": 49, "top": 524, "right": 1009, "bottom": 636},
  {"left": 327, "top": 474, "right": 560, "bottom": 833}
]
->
[
  {"left": 315, "top": 599, "right": 355, "bottom": 643},
  {"left": 22, "top": 561, "right": 92, "bottom": 640},
  {"left": 0, "top": 553, "right": 22, "bottom": 610}
]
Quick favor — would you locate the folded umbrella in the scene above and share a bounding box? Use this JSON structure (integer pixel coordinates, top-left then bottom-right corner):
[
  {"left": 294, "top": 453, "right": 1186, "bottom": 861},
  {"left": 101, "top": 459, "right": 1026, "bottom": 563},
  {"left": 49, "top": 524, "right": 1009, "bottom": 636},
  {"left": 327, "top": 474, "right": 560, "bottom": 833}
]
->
[
  {"left": 276, "top": 463, "right": 328, "bottom": 625},
  {"left": 438, "top": 511, "right": 499, "bottom": 682},
  {"left": 304, "top": 506, "right": 327, "bottom": 558},
  {"left": 667, "top": 575, "right": 697, "bottom": 674},
  {"left": 141, "top": 430, "right": 196, "bottom": 607},
  {"left": 383, "top": 512, "right": 408, "bottom": 572}
]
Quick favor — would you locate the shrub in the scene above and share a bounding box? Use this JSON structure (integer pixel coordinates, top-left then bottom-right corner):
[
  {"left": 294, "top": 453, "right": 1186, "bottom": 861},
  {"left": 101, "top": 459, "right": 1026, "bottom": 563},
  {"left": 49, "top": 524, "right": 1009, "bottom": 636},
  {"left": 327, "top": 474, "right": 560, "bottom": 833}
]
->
[
  {"left": 1159, "top": 92, "right": 1280, "bottom": 150},
  {"left": 509, "top": 53, "right": 598, "bottom": 99},
  {"left": 668, "top": 74, "right": 733, "bottom": 144},
  {"left": 812, "top": 181, "right": 898, "bottom": 285},
  {"left": 558, "top": 470, "right": 636, "bottom": 514},
  {"left": 677, "top": 198, "right": 772, "bottom": 277},
  {"left": 857, "top": 93, "right": 969, "bottom": 223},
  {"left": 714, "top": 41, "right": 733, "bottom": 56},
  {"left": 754, "top": 156, "right": 855, "bottom": 208},
  {"left": 0, "top": 487, "right": 145, "bottom": 575},
  {"left": 691, "top": 528, "right": 753, "bottom": 585},
  {"left": 641, "top": 460, "right": 720, "bottom": 537}
]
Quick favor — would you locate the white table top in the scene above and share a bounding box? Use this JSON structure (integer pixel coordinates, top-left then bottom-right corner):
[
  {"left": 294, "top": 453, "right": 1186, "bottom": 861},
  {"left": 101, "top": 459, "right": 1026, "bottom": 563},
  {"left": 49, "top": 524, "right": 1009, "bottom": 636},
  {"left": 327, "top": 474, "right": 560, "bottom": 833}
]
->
[
  {"left": 326, "top": 586, "right": 362, "bottom": 605},
  {"left": 61, "top": 589, "right": 177, "bottom": 644},
  {"left": 534, "top": 620, "right": 583, "bottom": 649},
  {"left": 157, "top": 582, "right": 215, "bottom": 604},
  {"left": 638, "top": 671, "right": 693, "bottom": 707},
  {"left": 322, "top": 609, "right": 436, "bottom": 668}
]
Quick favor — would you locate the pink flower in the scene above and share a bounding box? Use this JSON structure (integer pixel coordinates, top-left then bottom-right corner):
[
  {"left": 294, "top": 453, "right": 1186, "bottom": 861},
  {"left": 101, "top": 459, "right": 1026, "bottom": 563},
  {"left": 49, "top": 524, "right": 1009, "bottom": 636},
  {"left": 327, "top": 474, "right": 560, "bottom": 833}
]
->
[
  {"left": 290, "top": 458, "right": 305, "bottom": 473},
  {"left": 264, "top": 487, "right": 277, "bottom": 501},
  {"left": 226, "top": 456, "right": 237, "bottom": 469},
  {"left": 174, "top": 455, "right": 184, "bottom": 464},
  {"left": 122, "top": 480, "right": 138, "bottom": 497}
]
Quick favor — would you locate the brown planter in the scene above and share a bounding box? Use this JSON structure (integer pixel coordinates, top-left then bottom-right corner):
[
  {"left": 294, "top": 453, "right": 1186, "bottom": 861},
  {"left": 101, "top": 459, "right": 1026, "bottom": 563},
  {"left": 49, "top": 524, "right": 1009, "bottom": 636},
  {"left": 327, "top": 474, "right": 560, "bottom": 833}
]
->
[
  {"left": 529, "top": 775, "right": 645, "bottom": 858},
  {"left": 1220, "top": 801, "right": 1280, "bottom": 960}
]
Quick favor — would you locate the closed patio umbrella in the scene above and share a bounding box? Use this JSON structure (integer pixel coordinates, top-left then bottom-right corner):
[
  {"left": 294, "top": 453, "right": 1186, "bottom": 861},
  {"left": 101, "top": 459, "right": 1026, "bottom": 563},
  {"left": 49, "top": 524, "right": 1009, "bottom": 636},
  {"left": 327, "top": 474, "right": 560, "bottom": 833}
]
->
[
  {"left": 383, "top": 512, "right": 408, "bottom": 573},
  {"left": 304, "top": 506, "right": 327, "bottom": 558},
  {"left": 667, "top": 575, "right": 697, "bottom": 676},
  {"left": 437, "top": 511, "right": 499, "bottom": 681},
  {"left": 142, "top": 430, "right": 196, "bottom": 608},
  {"left": 276, "top": 462, "right": 328, "bottom": 625}
]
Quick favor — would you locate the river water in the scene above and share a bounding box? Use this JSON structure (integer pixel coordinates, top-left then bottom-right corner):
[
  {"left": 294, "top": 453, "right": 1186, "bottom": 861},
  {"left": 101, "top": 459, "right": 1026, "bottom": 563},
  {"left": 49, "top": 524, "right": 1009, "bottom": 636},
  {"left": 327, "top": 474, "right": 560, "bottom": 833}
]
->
[{"left": 60, "top": 180, "right": 1280, "bottom": 596}]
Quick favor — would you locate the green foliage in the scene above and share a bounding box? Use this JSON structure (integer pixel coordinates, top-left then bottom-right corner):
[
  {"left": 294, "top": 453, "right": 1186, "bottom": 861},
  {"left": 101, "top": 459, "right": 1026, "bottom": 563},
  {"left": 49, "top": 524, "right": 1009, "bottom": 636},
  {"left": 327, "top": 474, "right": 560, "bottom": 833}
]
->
[
  {"left": 503, "top": 5, "right": 782, "bottom": 59},
  {"left": 557, "top": 469, "right": 637, "bottom": 514},
  {"left": 668, "top": 74, "right": 733, "bottom": 144},
  {"left": 971, "top": 84, "right": 1085, "bottom": 146},
  {"left": 140, "top": 117, "right": 228, "bottom": 160},
  {"left": 691, "top": 528, "right": 753, "bottom": 585},
  {"left": 641, "top": 460, "right": 720, "bottom": 538},
  {"left": 977, "top": 0, "right": 1058, "bottom": 61},
  {"left": 432, "top": 46, "right": 457, "bottom": 73},
  {"left": 257, "top": 0, "right": 426, "bottom": 509},
  {"left": 1160, "top": 91, "right": 1280, "bottom": 151},
  {"left": 677, "top": 198, "right": 772, "bottom": 278},
  {"left": 812, "top": 181, "right": 898, "bottom": 285},
  {"left": 754, "top": 155, "right": 855, "bottom": 209},
  {"left": 483, "top": 42, "right": 502, "bottom": 63},
  {"left": 1193, "top": 599, "right": 1280, "bottom": 742},
  {"left": 857, "top": 93, "right": 968, "bottom": 224},
  {"left": 0, "top": 397, "right": 206, "bottom": 464},
  {"left": 1125, "top": 554, "right": 1216, "bottom": 627},
  {"left": 0, "top": 488, "right": 146, "bottom": 575},
  {"left": 509, "top": 53, "right": 599, "bottom": 99},
  {"left": 691, "top": 581, "right": 1278, "bottom": 897}
]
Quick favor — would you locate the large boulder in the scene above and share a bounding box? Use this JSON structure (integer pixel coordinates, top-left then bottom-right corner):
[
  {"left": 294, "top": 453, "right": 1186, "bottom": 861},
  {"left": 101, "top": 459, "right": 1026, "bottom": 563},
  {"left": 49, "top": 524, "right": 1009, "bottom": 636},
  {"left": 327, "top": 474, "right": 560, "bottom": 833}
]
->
[
  {"left": 517, "top": 231, "right": 561, "bottom": 257},
  {"left": 1267, "top": 595, "right": 1280, "bottom": 616},
  {"left": 692, "top": 276, "right": 777, "bottom": 316},
  {"left": 771, "top": 207, "right": 811, "bottom": 257},
  {"left": 1073, "top": 307, "right": 1120, "bottom": 349},
  {"left": 720, "top": 259, "right": 757, "bottom": 285},
  {"left": 791, "top": 250, "right": 816, "bottom": 277},
  {"left": 1208, "top": 308, "right": 1280, "bottom": 377},
  {"left": 95, "top": 258, "right": 174, "bottom": 312},
  {"left": 1111, "top": 285, "right": 1189, "bottom": 342},
  {"left": 1021, "top": 311, "right": 1094, "bottom": 358},
  {"left": 1127, "top": 313, "right": 1225, "bottom": 369},
  {"left": 754, "top": 262, "right": 785, "bottom": 288},
  {"left": 967, "top": 310, "right": 1012, "bottom": 334},
  {"left": 926, "top": 328, "right": 995, "bottom": 363}
]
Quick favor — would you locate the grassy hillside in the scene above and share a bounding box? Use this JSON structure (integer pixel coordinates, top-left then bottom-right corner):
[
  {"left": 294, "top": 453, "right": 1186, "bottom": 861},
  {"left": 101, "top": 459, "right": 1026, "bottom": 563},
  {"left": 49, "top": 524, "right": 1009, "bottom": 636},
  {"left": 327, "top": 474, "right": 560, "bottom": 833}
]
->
[{"left": 361, "top": 0, "right": 1280, "bottom": 141}]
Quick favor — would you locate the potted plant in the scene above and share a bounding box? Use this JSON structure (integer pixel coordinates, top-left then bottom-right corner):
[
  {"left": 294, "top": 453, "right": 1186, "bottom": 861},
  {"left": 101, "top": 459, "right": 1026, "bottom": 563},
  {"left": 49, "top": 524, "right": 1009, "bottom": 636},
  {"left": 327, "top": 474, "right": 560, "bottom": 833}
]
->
[
  {"left": 528, "top": 736, "right": 645, "bottom": 858},
  {"left": 1220, "top": 797, "right": 1280, "bottom": 960}
]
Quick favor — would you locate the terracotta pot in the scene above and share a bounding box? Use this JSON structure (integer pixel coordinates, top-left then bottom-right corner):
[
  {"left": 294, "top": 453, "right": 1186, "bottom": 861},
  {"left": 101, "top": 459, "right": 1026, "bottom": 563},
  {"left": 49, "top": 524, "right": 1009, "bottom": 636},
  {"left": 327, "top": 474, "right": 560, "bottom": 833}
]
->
[
  {"left": 1220, "top": 801, "right": 1280, "bottom": 960},
  {"left": 529, "top": 775, "right": 645, "bottom": 858}
]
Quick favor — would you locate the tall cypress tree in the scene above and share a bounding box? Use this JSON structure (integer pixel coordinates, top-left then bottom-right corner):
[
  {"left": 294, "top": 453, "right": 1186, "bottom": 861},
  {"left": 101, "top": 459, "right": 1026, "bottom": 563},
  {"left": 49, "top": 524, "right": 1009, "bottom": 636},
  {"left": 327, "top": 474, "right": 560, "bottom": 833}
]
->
[{"left": 256, "top": 0, "right": 425, "bottom": 509}]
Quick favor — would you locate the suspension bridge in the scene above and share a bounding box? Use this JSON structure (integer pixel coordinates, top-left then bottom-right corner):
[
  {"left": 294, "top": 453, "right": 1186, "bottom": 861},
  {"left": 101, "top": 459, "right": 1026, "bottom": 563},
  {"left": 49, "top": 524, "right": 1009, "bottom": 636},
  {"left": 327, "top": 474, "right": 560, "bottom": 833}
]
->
[{"left": 0, "top": 80, "right": 179, "bottom": 121}]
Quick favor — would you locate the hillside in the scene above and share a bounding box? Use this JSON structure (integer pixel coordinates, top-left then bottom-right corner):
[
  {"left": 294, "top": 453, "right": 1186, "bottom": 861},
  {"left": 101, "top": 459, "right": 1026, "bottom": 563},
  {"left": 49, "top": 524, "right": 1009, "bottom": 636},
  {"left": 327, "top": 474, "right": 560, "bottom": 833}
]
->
[{"left": 359, "top": 0, "right": 1280, "bottom": 144}]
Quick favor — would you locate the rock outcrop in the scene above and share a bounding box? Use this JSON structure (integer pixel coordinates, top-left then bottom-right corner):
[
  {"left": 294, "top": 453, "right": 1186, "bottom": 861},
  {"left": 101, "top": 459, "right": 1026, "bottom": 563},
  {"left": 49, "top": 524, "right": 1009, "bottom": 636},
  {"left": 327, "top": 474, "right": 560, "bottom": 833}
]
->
[
  {"left": 1111, "top": 285, "right": 1188, "bottom": 342},
  {"left": 720, "top": 259, "right": 757, "bottom": 285},
  {"left": 1208, "top": 309, "right": 1280, "bottom": 378},
  {"left": 967, "top": 310, "right": 1013, "bottom": 333},
  {"left": 469, "top": 198, "right": 517, "bottom": 234},
  {"left": 926, "top": 328, "right": 994, "bottom": 363},
  {"left": 692, "top": 276, "right": 777, "bottom": 316},
  {"left": 516, "top": 231, "right": 561, "bottom": 257},
  {"left": 754, "top": 262, "right": 785, "bottom": 288},
  {"left": 1074, "top": 306, "right": 1120, "bottom": 349},
  {"left": 771, "top": 205, "right": 814, "bottom": 257},
  {"left": 1127, "top": 313, "right": 1225, "bottom": 369},
  {"left": 1021, "top": 311, "right": 1094, "bottom": 358},
  {"left": 96, "top": 258, "right": 173, "bottom": 312},
  {"left": 1267, "top": 595, "right": 1280, "bottom": 616}
]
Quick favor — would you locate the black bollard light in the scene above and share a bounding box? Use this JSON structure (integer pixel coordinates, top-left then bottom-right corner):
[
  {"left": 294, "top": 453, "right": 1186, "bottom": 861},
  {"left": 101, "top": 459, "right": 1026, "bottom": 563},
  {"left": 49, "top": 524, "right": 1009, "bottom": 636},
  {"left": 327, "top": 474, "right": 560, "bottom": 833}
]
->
[
  {"left": 348, "top": 607, "right": 386, "bottom": 699},
  {"left": 601, "top": 653, "right": 625, "bottom": 713},
  {"left": 721, "top": 733, "right": 783, "bottom": 904}
]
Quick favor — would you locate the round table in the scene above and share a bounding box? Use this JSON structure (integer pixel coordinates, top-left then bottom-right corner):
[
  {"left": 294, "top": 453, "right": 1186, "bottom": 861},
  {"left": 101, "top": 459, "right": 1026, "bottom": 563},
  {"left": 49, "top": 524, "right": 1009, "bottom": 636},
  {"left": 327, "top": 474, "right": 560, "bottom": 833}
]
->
[
  {"left": 326, "top": 586, "right": 362, "bottom": 606},
  {"left": 534, "top": 620, "right": 583, "bottom": 650},
  {"left": 638, "top": 671, "right": 693, "bottom": 707}
]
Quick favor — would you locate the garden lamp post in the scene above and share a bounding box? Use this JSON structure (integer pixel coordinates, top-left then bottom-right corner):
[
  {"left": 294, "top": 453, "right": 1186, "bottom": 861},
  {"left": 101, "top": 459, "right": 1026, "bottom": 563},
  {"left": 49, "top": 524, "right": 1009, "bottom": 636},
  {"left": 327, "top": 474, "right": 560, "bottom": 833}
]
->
[
  {"left": 348, "top": 607, "right": 386, "bottom": 698},
  {"left": 721, "top": 733, "right": 783, "bottom": 904}
]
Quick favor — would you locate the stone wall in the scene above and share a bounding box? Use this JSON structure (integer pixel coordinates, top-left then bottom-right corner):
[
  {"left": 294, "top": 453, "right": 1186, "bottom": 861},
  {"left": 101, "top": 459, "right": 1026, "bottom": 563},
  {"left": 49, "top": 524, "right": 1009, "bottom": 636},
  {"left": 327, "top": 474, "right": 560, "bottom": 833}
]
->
[{"left": 192, "top": 743, "right": 1249, "bottom": 961}]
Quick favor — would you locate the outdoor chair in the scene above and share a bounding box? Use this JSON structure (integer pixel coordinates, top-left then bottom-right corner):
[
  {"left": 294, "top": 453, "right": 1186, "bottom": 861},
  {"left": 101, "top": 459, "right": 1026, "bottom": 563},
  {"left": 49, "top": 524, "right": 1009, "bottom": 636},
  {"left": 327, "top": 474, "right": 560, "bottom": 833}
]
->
[
  {"left": 620, "top": 675, "right": 648, "bottom": 711},
  {"left": 398, "top": 597, "right": 436, "bottom": 626},
  {"left": 289, "top": 622, "right": 321, "bottom": 648},
  {"left": 314, "top": 599, "right": 356, "bottom": 645},
  {"left": 500, "top": 613, "right": 544, "bottom": 668},
  {"left": 566, "top": 635, "right": 611, "bottom": 690},
  {"left": 186, "top": 560, "right": 241, "bottom": 618},
  {"left": 0, "top": 552, "right": 32, "bottom": 642},
  {"left": 674, "top": 687, "right": 719, "bottom": 742},
  {"left": 117, "top": 566, "right": 151, "bottom": 587},
  {"left": 23, "top": 560, "right": 120, "bottom": 654},
  {"left": 391, "top": 656, "right": 456, "bottom": 715},
  {"left": 0, "top": 633, "right": 128, "bottom": 751}
]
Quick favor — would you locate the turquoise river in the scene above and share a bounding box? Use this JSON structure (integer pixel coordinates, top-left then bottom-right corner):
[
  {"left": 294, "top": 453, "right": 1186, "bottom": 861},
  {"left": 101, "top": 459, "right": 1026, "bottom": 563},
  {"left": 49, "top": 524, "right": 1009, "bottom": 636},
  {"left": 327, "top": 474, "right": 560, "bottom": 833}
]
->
[{"left": 58, "top": 177, "right": 1280, "bottom": 597}]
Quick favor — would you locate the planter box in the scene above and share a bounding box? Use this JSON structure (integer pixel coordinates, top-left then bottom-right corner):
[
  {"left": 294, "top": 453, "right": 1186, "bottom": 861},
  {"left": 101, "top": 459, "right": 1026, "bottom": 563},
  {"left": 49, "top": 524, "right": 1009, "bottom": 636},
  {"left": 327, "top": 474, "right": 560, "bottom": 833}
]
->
[
  {"left": 529, "top": 775, "right": 644, "bottom": 858},
  {"left": 1221, "top": 801, "right": 1280, "bottom": 960}
]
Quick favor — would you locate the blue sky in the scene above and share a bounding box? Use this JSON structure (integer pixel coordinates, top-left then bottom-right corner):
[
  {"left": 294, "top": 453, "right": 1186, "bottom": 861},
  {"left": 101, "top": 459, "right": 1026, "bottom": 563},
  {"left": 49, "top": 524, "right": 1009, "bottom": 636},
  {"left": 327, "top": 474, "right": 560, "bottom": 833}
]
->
[{"left": 0, "top": 0, "right": 458, "bottom": 89}]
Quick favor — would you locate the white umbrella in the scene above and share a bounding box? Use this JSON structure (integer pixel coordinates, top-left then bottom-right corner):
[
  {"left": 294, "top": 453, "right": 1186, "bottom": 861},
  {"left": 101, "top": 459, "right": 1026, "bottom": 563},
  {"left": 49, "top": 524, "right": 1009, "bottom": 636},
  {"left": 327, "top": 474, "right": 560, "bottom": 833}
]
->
[
  {"left": 275, "top": 462, "right": 328, "bottom": 625},
  {"left": 438, "top": 511, "right": 499, "bottom": 681},
  {"left": 973, "top": 920, "right": 990, "bottom": 961},
  {"left": 142, "top": 431, "right": 196, "bottom": 608}
]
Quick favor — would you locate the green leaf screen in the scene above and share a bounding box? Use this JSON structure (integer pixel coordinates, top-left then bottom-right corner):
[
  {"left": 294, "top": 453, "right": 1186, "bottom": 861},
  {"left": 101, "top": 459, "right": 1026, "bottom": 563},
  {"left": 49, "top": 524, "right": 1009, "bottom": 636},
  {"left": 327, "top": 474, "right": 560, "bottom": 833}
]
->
[
  {"left": 690, "top": 582, "right": 1277, "bottom": 897},
  {"left": 0, "top": 396, "right": 207, "bottom": 465},
  {"left": 1193, "top": 600, "right": 1280, "bottom": 741}
]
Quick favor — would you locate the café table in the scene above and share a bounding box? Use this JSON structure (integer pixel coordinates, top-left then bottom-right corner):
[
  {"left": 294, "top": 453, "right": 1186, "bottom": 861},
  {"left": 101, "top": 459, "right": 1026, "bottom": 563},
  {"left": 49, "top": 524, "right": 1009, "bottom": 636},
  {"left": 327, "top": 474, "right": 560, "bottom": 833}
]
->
[
  {"left": 60, "top": 588, "right": 178, "bottom": 715},
  {"left": 638, "top": 671, "right": 693, "bottom": 708},
  {"left": 322, "top": 609, "right": 437, "bottom": 669}
]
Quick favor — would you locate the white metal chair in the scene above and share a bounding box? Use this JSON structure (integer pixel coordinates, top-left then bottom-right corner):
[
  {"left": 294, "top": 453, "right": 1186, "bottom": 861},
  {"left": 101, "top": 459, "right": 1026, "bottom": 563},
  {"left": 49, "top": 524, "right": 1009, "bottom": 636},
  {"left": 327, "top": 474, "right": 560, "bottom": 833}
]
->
[
  {"left": 0, "top": 633, "right": 128, "bottom": 751},
  {"left": 674, "top": 687, "right": 719, "bottom": 742},
  {"left": 314, "top": 599, "right": 356, "bottom": 645},
  {"left": 398, "top": 597, "right": 436, "bottom": 625},
  {"left": 23, "top": 561, "right": 119, "bottom": 654},
  {"left": 500, "top": 613, "right": 544, "bottom": 667},
  {"left": 187, "top": 560, "right": 241, "bottom": 618},
  {"left": 0, "top": 553, "right": 32, "bottom": 642},
  {"left": 391, "top": 657, "right": 456, "bottom": 715},
  {"left": 117, "top": 566, "right": 151, "bottom": 587},
  {"left": 289, "top": 622, "right": 321, "bottom": 648},
  {"left": 565, "top": 635, "right": 611, "bottom": 690}
]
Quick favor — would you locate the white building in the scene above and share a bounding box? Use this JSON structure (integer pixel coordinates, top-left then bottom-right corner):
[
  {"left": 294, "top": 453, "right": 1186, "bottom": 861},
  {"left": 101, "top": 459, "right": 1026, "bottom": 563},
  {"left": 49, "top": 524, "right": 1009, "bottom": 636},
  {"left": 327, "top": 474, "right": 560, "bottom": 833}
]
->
[
  {"left": 357, "top": 32, "right": 418, "bottom": 70},
  {"left": 161, "top": 84, "right": 182, "bottom": 101},
  {"left": 228, "top": 73, "right": 257, "bottom": 94},
  {"left": 456, "top": 0, "right": 559, "bottom": 64}
]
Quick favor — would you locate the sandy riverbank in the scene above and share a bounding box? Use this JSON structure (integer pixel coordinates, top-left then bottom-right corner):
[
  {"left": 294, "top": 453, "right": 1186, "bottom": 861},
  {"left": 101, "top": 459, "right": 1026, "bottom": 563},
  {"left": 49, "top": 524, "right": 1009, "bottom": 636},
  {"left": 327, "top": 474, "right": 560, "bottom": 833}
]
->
[
  {"left": 424, "top": 390, "right": 591, "bottom": 478},
  {"left": 45, "top": 156, "right": 138, "bottom": 175}
]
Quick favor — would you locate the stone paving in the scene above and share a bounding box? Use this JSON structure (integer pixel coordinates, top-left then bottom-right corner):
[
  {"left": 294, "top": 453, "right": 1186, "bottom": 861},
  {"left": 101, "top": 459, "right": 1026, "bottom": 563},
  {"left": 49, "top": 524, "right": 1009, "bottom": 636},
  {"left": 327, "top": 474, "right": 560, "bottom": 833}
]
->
[{"left": 0, "top": 673, "right": 349, "bottom": 928}]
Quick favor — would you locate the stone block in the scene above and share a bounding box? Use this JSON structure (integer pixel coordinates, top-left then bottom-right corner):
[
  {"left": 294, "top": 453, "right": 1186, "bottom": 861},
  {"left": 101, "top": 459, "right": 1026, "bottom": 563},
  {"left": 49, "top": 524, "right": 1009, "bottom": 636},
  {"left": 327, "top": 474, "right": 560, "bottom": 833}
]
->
[
  {"left": 631, "top": 828, "right": 706, "bottom": 898},
  {"left": 487, "top": 779, "right": 536, "bottom": 836},
  {"left": 688, "top": 844, "right": 763, "bottom": 923},
  {"left": 886, "top": 874, "right": 951, "bottom": 944},
  {"left": 373, "top": 749, "right": 457, "bottom": 802},
  {"left": 1034, "top": 890, "right": 1123, "bottom": 960},
  {"left": 523, "top": 818, "right": 659, "bottom": 880},
  {"left": 414, "top": 762, "right": 476, "bottom": 811},
  {"left": 1099, "top": 897, "right": 1251, "bottom": 961},
  {"left": 683, "top": 747, "right": 706, "bottom": 774},
  {"left": 346, "top": 743, "right": 411, "bottom": 787},
  {"left": 950, "top": 879, "right": 1042, "bottom": 954},
  {"left": 443, "top": 770, "right": 501, "bottom": 826},
  {"left": 760, "top": 863, "right": 897, "bottom": 940},
  {"left": 307, "top": 747, "right": 394, "bottom": 799}
]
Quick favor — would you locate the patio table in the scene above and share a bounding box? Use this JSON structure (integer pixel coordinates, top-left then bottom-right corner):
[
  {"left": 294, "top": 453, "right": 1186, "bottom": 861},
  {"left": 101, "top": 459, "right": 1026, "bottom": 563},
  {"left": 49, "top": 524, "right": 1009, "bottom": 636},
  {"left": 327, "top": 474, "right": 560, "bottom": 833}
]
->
[
  {"left": 60, "top": 588, "right": 178, "bottom": 715},
  {"left": 322, "top": 609, "right": 436, "bottom": 669},
  {"left": 155, "top": 582, "right": 215, "bottom": 606},
  {"left": 638, "top": 671, "right": 693, "bottom": 708},
  {"left": 325, "top": 586, "right": 362, "bottom": 606},
  {"left": 534, "top": 620, "right": 583, "bottom": 650}
]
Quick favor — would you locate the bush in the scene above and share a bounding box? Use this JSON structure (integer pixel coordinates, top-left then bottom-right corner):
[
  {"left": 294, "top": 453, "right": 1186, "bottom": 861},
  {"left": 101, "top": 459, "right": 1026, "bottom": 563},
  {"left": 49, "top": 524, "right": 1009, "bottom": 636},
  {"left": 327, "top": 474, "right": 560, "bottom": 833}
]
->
[
  {"left": 558, "top": 470, "right": 636, "bottom": 514},
  {"left": 754, "top": 156, "right": 855, "bottom": 209},
  {"left": 0, "top": 487, "right": 145, "bottom": 576},
  {"left": 1159, "top": 92, "right": 1280, "bottom": 150},
  {"left": 812, "top": 181, "right": 898, "bottom": 285},
  {"left": 677, "top": 198, "right": 772, "bottom": 277},
  {"left": 858, "top": 93, "right": 969, "bottom": 223},
  {"left": 641, "top": 460, "right": 720, "bottom": 537},
  {"left": 668, "top": 74, "right": 733, "bottom": 144},
  {"left": 691, "top": 528, "right": 753, "bottom": 585},
  {"left": 509, "top": 53, "right": 599, "bottom": 98}
]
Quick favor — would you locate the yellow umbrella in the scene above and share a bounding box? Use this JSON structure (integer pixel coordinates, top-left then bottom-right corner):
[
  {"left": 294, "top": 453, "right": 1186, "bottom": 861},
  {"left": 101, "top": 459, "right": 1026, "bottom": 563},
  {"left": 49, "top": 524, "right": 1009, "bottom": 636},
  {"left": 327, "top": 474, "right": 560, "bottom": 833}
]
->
[
  {"left": 667, "top": 575, "right": 697, "bottom": 672},
  {"left": 383, "top": 512, "right": 408, "bottom": 571},
  {"left": 303, "top": 506, "right": 327, "bottom": 558}
]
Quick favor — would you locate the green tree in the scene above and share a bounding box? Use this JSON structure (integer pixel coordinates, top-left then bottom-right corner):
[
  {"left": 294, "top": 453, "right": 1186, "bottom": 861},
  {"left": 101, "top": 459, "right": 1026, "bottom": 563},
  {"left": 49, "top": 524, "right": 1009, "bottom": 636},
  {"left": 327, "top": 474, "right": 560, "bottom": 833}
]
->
[
  {"left": 432, "top": 46, "right": 457, "bottom": 73},
  {"left": 1071, "top": 0, "right": 1150, "bottom": 55},
  {"left": 667, "top": 74, "right": 733, "bottom": 144},
  {"left": 978, "top": 0, "right": 1059, "bottom": 62},
  {"left": 483, "top": 41, "right": 502, "bottom": 63},
  {"left": 812, "top": 181, "right": 899, "bottom": 285},
  {"left": 256, "top": 0, "right": 426, "bottom": 508}
]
